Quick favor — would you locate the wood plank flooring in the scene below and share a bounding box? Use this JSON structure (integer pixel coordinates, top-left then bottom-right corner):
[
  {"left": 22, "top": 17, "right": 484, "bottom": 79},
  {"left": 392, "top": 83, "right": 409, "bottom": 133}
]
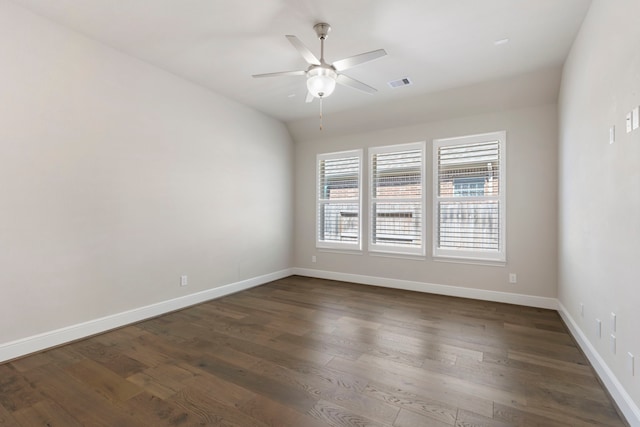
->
[{"left": 0, "top": 276, "right": 627, "bottom": 426}]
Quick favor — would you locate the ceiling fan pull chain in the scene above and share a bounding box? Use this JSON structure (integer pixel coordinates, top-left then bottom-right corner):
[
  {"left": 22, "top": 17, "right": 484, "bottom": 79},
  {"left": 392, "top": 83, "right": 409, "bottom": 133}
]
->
[{"left": 319, "top": 96, "right": 323, "bottom": 131}]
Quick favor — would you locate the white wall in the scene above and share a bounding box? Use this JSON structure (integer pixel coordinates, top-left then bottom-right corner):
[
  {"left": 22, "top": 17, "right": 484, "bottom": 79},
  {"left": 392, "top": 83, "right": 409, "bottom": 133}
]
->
[
  {"left": 0, "top": 1, "right": 293, "bottom": 346},
  {"left": 558, "top": 0, "right": 640, "bottom": 418},
  {"left": 294, "top": 103, "right": 558, "bottom": 303}
]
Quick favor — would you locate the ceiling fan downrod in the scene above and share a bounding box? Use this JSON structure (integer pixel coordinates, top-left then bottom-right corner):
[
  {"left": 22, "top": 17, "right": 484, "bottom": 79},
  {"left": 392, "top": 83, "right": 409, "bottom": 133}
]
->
[{"left": 314, "top": 22, "right": 331, "bottom": 63}]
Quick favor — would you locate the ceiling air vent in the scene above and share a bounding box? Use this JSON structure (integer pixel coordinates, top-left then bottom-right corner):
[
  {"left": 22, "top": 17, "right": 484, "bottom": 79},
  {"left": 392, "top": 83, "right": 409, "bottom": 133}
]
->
[{"left": 388, "top": 77, "right": 412, "bottom": 88}]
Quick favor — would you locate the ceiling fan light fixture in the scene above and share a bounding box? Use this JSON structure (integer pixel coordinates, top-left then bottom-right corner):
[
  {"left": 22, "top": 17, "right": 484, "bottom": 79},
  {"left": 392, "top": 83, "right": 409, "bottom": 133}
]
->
[{"left": 307, "top": 67, "right": 337, "bottom": 98}]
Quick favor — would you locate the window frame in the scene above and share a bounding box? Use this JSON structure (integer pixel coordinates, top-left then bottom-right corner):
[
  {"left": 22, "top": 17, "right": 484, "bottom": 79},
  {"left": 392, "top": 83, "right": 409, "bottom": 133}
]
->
[
  {"left": 368, "top": 141, "right": 426, "bottom": 256},
  {"left": 316, "top": 149, "right": 363, "bottom": 251},
  {"left": 432, "top": 131, "right": 506, "bottom": 262}
]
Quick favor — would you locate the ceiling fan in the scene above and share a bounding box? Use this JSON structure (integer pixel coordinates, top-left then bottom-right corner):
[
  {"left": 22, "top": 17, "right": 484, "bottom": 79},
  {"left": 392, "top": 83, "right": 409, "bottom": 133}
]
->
[{"left": 252, "top": 23, "right": 387, "bottom": 103}]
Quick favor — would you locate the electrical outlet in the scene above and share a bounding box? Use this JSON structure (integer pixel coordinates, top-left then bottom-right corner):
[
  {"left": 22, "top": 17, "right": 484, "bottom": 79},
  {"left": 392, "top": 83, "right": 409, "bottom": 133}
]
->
[
  {"left": 633, "top": 107, "right": 639, "bottom": 130},
  {"left": 180, "top": 275, "right": 188, "bottom": 287},
  {"left": 611, "top": 312, "right": 616, "bottom": 332},
  {"left": 596, "top": 319, "right": 602, "bottom": 338},
  {"left": 627, "top": 112, "right": 633, "bottom": 133},
  {"left": 509, "top": 273, "right": 517, "bottom": 284},
  {"left": 609, "top": 126, "right": 615, "bottom": 144},
  {"left": 628, "top": 353, "right": 635, "bottom": 376},
  {"left": 610, "top": 334, "right": 616, "bottom": 354},
  {"left": 311, "top": 255, "right": 317, "bottom": 263}
]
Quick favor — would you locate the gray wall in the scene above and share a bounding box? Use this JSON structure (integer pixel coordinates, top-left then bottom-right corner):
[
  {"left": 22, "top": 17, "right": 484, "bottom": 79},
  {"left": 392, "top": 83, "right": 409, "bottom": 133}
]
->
[
  {"left": 559, "top": 0, "right": 640, "bottom": 407},
  {"left": 294, "top": 103, "right": 558, "bottom": 300},
  {"left": 0, "top": 1, "right": 293, "bottom": 344}
]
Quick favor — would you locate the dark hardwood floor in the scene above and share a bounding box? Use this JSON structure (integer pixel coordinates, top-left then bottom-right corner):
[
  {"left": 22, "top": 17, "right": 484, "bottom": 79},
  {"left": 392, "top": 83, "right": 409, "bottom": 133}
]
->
[{"left": 0, "top": 276, "right": 627, "bottom": 426}]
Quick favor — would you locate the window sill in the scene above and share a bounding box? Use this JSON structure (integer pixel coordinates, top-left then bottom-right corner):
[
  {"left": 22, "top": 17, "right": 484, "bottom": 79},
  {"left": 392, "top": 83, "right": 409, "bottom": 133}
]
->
[
  {"left": 432, "top": 256, "right": 506, "bottom": 267},
  {"left": 369, "top": 251, "right": 426, "bottom": 261},
  {"left": 317, "top": 248, "right": 364, "bottom": 256}
]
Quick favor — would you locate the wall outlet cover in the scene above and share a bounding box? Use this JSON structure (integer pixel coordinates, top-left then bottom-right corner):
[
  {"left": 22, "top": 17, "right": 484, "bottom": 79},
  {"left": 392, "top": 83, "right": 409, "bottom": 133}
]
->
[
  {"left": 611, "top": 312, "right": 616, "bottom": 332},
  {"left": 610, "top": 334, "right": 616, "bottom": 354},
  {"left": 609, "top": 126, "right": 615, "bottom": 144}
]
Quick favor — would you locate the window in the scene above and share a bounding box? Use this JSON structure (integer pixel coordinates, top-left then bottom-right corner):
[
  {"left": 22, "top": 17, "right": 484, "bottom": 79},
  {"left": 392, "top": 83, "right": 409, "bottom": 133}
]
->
[
  {"left": 453, "top": 177, "right": 485, "bottom": 197},
  {"left": 316, "top": 150, "right": 362, "bottom": 250},
  {"left": 433, "top": 131, "right": 505, "bottom": 262},
  {"left": 369, "top": 142, "right": 425, "bottom": 255}
]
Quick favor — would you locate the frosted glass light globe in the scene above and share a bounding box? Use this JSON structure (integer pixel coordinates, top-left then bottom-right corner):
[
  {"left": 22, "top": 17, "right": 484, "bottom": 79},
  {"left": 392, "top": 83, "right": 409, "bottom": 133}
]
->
[{"left": 307, "top": 67, "right": 337, "bottom": 98}]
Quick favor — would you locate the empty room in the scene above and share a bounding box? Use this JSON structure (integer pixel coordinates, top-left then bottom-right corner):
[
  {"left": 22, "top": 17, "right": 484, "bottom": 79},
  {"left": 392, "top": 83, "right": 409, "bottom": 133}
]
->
[{"left": 1, "top": 0, "right": 638, "bottom": 426}]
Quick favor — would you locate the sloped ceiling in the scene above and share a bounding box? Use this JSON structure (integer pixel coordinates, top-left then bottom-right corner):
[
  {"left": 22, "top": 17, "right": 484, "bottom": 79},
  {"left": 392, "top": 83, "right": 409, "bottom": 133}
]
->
[{"left": 10, "top": 0, "right": 591, "bottom": 136}]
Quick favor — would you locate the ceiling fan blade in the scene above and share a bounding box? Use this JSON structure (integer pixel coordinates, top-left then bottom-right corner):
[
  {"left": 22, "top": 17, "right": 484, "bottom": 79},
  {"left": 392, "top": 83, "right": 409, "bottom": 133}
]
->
[
  {"left": 336, "top": 74, "right": 377, "bottom": 94},
  {"left": 305, "top": 91, "right": 314, "bottom": 103},
  {"left": 286, "top": 35, "right": 321, "bottom": 66},
  {"left": 252, "top": 70, "right": 306, "bottom": 78},
  {"left": 333, "top": 49, "right": 387, "bottom": 72}
]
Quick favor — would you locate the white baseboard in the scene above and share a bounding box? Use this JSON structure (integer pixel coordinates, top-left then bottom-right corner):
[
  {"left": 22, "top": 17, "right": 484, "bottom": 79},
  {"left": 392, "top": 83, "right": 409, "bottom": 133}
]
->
[
  {"left": 292, "top": 268, "right": 558, "bottom": 309},
  {"left": 0, "top": 268, "right": 293, "bottom": 364},
  {"left": 558, "top": 302, "right": 640, "bottom": 427}
]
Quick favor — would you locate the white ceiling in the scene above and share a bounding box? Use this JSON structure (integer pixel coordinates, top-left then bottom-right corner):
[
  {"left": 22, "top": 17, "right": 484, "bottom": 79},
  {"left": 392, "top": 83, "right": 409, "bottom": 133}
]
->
[{"left": 11, "top": 0, "right": 592, "bottom": 129}]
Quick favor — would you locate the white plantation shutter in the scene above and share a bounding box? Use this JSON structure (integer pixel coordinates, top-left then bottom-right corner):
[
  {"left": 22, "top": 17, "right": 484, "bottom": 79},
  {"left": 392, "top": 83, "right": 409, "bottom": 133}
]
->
[
  {"left": 433, "top": 132, "right": 506, "bottom": 261},
  {"left": 316, "top": 150, "right": 362, "bottom": 250},
  {"left": 370, "top": 142, "right": 425, "bottom": 255}
]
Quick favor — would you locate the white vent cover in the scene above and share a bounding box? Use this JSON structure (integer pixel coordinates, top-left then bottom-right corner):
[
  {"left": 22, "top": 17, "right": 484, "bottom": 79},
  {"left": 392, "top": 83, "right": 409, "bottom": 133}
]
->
[{"left": 388, "top": 77, "right": 412, "bottom": 88}]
